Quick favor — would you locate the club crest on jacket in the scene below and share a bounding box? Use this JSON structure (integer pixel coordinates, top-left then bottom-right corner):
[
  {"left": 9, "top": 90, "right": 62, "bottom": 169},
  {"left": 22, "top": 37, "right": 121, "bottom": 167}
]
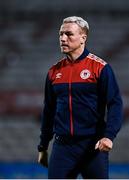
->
[{"left": 80, "top": 69, "right": 91, "bottom": 79}]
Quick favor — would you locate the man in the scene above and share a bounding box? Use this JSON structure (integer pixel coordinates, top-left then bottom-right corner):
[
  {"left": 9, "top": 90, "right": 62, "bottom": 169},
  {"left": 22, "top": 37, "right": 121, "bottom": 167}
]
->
[{"left": 38, "top": 16, "right": 123, "bottom": 179}]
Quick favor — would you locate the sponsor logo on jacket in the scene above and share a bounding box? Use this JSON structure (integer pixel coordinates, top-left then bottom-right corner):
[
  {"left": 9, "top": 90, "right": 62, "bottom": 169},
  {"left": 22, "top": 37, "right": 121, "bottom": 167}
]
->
[{"left": 56, "top": 73, "right": 62, "bottom": 79}]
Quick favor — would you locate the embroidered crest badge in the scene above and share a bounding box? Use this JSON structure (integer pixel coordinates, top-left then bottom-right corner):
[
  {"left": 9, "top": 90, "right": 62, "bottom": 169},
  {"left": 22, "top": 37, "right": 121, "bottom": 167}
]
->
[{"left": 80, "top": 69, "right": 91, "bottom": 80}]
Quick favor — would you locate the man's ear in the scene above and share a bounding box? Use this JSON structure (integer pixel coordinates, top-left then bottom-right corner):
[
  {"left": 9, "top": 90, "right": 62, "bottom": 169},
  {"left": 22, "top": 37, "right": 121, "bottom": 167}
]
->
[{"left": 81, "top": 34, "right": 87, "bottom": 44}]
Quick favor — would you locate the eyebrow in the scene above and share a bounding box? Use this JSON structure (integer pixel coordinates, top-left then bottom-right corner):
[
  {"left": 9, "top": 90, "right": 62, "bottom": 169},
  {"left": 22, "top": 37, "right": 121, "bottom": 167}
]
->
[{"left": 59, "top": 30, "right": 73, "bottom": 34}]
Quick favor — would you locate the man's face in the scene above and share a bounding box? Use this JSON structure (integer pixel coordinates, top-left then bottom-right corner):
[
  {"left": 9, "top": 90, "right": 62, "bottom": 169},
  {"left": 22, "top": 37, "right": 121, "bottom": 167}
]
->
[{"left": 59, "top": 22, "right": 86, "bottom": 54}]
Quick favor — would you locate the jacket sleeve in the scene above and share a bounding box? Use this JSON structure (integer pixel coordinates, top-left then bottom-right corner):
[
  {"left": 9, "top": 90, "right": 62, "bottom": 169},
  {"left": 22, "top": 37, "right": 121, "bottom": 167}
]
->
[
  {"left": 38, "top": 73, "right": 56, "bottom": 150},
  {"left": 98, "top": 64, "right": 123, "bottom": 141}
]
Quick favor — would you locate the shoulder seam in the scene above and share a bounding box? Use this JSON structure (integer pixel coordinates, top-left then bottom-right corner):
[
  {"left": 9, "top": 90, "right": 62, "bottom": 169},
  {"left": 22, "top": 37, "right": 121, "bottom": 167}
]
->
[
  {"left": 87, "top": 53, "right": 107, "bottom": 66},
  {"left": 51, "top": 57, "right": 66, "bottom": 68}
]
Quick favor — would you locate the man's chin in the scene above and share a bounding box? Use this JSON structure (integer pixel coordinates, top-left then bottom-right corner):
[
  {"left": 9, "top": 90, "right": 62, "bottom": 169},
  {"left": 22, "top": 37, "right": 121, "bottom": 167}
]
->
[{"left": 61, "top": 49, "right": 69, "bottom": 54}]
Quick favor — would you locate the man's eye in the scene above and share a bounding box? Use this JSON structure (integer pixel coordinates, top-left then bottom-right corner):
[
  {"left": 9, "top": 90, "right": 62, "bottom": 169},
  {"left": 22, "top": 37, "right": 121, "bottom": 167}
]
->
[
  {"left": 66, "top": 33, "right": 73, "bottom": 36},
  {"left": 59, "top": 32, "right": 73, "bottom": 36}
]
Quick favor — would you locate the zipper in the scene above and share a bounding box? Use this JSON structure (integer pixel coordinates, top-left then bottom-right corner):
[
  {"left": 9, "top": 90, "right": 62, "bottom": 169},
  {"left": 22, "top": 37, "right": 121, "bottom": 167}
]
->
[{"left": 69, "top": 64, "right": 73, "bottom": 136}]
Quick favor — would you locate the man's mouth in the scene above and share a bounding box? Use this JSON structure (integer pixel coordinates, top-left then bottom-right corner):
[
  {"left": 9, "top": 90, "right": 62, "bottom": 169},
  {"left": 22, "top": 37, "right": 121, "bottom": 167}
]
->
[{"left": 61, "top": 44, "right": 68, "bottom": 47}]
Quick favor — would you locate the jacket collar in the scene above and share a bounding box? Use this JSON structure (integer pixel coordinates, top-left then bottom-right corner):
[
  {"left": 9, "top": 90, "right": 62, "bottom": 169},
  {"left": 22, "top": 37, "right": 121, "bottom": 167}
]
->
[
  {"left": 76, "top": 48, "right": 89, "bottom": 61},
  {"left": 66, "top": 48, "right": 89, "bottom": 62}
]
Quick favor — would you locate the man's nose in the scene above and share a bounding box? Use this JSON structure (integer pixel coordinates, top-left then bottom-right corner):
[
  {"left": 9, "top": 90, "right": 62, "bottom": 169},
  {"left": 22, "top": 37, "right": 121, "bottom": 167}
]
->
[{"left": 60, "top": 34, "right": 67, "bottom": 41}]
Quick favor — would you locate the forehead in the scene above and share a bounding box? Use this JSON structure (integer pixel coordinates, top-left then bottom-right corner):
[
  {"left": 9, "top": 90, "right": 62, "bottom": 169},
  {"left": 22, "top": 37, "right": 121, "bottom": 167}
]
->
[{"left": 60, "top": 22, "right": 81, "bottom": 33}]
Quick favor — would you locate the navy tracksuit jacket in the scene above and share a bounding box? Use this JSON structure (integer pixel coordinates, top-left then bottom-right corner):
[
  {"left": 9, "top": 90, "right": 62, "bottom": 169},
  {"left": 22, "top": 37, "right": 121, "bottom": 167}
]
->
[{"left": 39, "top": 48, "right": 123, "bottom": 178}]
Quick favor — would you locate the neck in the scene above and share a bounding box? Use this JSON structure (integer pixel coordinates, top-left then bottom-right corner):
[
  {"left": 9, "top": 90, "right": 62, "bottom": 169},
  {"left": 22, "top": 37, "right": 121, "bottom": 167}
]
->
[{"left": 67, "top": 46, "right": 85, "bottom": 61}]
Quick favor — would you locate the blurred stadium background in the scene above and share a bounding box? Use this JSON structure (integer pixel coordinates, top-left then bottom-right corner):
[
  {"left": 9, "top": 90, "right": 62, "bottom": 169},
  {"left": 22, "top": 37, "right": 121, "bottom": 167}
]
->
[{"left": 0, "top": 0, "right": 129, "bottom": 178}]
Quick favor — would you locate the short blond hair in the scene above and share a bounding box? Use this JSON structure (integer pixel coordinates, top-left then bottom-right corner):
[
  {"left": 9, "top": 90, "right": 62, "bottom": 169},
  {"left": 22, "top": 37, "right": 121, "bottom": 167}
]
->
[{"left": 63, "top": 16, "right": 89, "bottom": 35}]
